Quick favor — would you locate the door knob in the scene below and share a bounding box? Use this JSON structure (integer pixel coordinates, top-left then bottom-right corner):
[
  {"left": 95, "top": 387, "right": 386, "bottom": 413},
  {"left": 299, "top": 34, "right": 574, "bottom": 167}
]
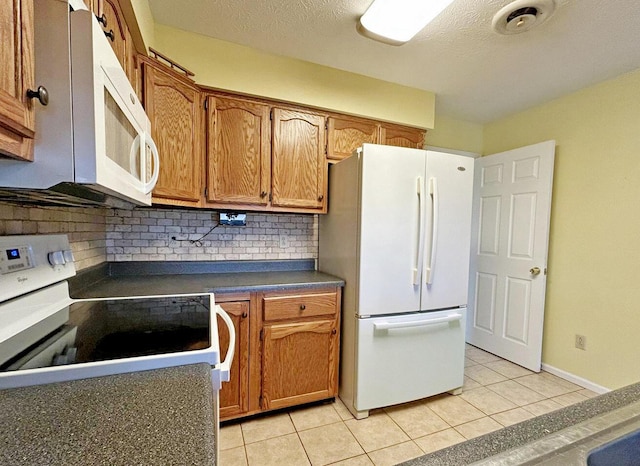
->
[{"left": 530, "top": 267, "right": 541, "bottom": 276}]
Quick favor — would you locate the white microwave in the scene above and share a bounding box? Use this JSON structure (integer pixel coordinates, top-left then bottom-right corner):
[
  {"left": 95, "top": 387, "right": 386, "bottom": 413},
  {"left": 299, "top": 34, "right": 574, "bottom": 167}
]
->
[{"left": 0, "top": 0, "right": 159, "bottom": 206}]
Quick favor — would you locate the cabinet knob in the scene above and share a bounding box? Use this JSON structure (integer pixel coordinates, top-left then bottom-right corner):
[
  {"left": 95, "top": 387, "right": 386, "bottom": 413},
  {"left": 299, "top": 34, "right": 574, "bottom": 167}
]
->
[
  {"left": 96, "top": 13, "right": 107, "bottom": 27},
  {"left": 27, "top": 86, "right": 49, "bottom": 106},
  {"left": 260, "top": 191, "right": 267, "bottom": 198},
  {"left": 241, "top": 312, "right": 248, "bottom": 318},
  {"left": 104, "top": 29, "right": 115, "bottom": 42},
  {"left": 331, "top": 328, "right": 337, "bottom": 335},
  {"left": 299, "top": 304, "right": 306, "bottom": 311},
  {"left": 318, "top": 195, "right": 324, "bottom": 201}
]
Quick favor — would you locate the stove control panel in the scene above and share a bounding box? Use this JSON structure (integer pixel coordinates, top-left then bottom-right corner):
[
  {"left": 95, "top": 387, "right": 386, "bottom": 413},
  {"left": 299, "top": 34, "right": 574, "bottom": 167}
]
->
[
  {"left": 0, "top": 245, "right": 35, "bottom": 274},
  {"left": 0, "top": 235, "right": 76, "bottom": 303}
]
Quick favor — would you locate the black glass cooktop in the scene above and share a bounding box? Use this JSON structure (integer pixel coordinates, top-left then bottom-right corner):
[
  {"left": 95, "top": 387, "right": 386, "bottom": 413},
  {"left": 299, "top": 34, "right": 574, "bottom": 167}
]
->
[{"left": 2, "top": 294, "right": 212, "bottom": 371}]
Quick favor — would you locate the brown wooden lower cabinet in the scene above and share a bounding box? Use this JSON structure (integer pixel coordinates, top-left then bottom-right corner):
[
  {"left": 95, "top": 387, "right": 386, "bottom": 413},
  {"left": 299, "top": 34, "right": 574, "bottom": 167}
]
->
[
  {"left": 262, "top": 319, "right": 339, "bottom": 410},
  {"left": 217, "top": 287, "right": 341, "bottom": 421},
  {"left": 217, "top": 300, "right": 250, "bottom": 419}
]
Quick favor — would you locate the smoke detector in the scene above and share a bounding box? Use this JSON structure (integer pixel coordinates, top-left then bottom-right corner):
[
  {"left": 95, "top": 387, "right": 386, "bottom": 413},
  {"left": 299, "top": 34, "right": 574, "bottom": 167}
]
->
[{"left": 492, "top": 0, "right": 556, "bottom": 35}]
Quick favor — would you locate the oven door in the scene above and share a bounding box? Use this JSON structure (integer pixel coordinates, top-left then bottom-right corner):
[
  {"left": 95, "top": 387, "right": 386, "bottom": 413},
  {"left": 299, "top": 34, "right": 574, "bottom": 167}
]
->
[
  {"left": 0, "top": 291, "right": 234, "bottom": 390},
  {"left": 70, "top": 8, "right": 159, "bottom": 205}
]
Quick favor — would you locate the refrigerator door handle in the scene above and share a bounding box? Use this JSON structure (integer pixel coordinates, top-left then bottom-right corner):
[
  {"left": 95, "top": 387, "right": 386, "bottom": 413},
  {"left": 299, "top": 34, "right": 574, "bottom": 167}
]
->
[
  {"left": 414, "top": 176, "right": 425, "bottom": 286},
  {"left": 425, "top": 177, "right": 439, "bottom": 285},
  {"left": 373, "top": 313, "right": 463, "bottom": 330}
]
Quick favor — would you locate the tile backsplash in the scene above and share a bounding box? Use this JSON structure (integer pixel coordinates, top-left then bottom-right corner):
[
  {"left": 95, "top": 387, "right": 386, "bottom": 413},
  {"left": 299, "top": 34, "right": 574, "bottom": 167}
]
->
[
  {"left": 105, "top": 209, "right": 318, "bottom": 262},
  {"left": 0, "top": 203, "right": 108, "bottom": 270},
  {"left": 1, "top": 203, "right": 318, "bottom": 269}
]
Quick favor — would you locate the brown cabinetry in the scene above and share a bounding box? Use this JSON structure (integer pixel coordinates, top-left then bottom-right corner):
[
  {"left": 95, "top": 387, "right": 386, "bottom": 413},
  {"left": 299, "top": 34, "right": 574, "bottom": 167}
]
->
[
  {"left": 327, "top": 116, "right": 378, "bottom": 162},
  {"left": 0, "top": 0, "right": 36, "bottom": 161},
  {"left": 379, "top": 123, "right": 425, "bottom": 149},
  {"left": 94, "top": 0, "right": 138, "bottom": 90},
  {"left": 271, "top": 108, "right": 327, "bottom": 211},
  {"left": 202, "top": 97, "right": 328, "bottom": 213},
  {"left": 217, "top": 299, "right": 250, "bottom": 419},
  {"left": 206, "top": 95, "right": 271, "bottom": 206},
  {"left": 260, "top": 289, "right": 340, "bottom": 411},
  {"left": 327, "top": 117, "right": 426, "bottom": 162},
  {"left": 141, "top": 57, "right": 203, "bottom": 206},
  {"left": 217, "top": 287, "right": 341, "bottom": 421}
]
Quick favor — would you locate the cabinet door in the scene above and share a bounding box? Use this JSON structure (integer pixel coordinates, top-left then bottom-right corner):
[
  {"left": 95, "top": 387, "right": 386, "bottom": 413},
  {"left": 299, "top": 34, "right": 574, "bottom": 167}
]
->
[
  {"left": 262, "top": 320, "right": 338, "bottom": 410},
  {"left": 143, "top": 60, "right": 202, "bottom": 204},
  {"left": 218, "top": 301, "right": 250, "bottom": 420},
  {"left": 327, "top": 116, "right": 378, "bottom": 161},
  {"left": 101, "top": 0, "right": 127, "bottom": 72},
  {"left": 206, "top": 96, "right": 271, "bottom": 206},
  {"left": 379, "top": 124, "right": 425, "bottom": 149},
  {"left": 0, "top": 0, "right": 35, "bottom": 161},
  {"left": 271, "top": 108, "right": 327, "bottom": 211}
]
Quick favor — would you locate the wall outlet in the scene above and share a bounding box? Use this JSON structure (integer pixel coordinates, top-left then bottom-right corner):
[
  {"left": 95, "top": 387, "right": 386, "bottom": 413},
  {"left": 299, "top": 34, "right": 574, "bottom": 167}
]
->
[
  {"left": 575, "top": 334, "right": 586, "bottom": 350},
  {"left": 279, "top": 235, "right": 289, "bottom": 248}
]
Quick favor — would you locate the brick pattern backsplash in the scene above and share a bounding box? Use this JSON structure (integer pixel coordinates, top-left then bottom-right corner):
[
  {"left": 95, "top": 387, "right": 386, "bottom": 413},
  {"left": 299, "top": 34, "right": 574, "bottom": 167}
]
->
[
  {"left": 106, "top": 209, "right": 318, "bottom": 262},
  {"left": 0, "top": 203, "right": 318, "bottom": 269},
  {"left": 0, "top": 203, "right": 108, "bottom": 271}
]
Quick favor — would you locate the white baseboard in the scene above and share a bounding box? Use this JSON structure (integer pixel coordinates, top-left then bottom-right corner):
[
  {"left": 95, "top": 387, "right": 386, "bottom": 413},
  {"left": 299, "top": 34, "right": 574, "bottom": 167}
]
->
[{"left": 541, "top": 363, "right": 611, "bottom": 394}]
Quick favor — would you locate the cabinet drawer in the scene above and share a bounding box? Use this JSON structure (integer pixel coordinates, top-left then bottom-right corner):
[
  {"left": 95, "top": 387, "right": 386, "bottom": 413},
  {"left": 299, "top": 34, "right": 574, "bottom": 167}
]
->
[{"left": 263, "top": 292, "right": 337, "bottom": 321}]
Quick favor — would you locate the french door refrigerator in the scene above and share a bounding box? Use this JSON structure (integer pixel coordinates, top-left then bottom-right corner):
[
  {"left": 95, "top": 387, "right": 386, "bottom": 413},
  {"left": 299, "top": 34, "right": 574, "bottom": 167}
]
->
[{"left": 319, "top": 144, "right": 474, "bottom": 419}]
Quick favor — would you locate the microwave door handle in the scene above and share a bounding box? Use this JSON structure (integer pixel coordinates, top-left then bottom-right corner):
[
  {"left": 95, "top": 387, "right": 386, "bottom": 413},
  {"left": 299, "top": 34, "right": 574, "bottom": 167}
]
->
[
  {"left": 143, "top": 135, "right": 160, "bottom": 194},
  {"left": 129, "top": 134, "right": 141, "bottom": 180}
]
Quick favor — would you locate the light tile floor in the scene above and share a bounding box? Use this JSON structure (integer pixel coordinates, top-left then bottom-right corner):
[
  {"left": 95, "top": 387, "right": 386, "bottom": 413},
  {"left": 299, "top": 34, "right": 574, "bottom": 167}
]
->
[{"left": 219, "top": 345, "right": 599, "bottom": 466}]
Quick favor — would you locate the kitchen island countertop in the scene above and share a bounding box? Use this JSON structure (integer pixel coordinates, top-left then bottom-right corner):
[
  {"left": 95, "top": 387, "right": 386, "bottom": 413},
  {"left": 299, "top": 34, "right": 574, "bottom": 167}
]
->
[
  {"left": 400, "top": 380, "right": 640, "bottom": 465},
  {"left": 0, "top": 363, "right": 216, "bottom": 466}
]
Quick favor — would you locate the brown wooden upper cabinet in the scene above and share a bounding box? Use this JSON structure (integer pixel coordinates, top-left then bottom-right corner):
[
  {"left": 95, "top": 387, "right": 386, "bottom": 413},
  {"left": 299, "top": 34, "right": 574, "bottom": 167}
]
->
[
  {"left": 141, "top": 57, "right": 203, "bottom": 206},
  {"left": 327, "top": 116, "right": 378, "bottom": 162},
  {"left": 271, "top": 108, "right": 327, "bottom": 212},
  {"left": 91, "top": 0, "right": 137, "bottom": 90},
  {"left": 0, "top": 0, "right": 36, "bottom": 161},
  {"left": 203, "top": 99, "right": 327, "bottom": 213},
  {"left": 206, "top": 96, "right": 271, "bottom": 206},
  {"left": 379, "top": 123, "right": 425, "bottom": 149}
]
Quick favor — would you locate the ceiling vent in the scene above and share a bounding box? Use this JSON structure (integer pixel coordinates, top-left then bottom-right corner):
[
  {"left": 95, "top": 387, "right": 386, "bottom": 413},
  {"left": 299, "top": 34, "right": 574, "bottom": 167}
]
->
[{"left": 492, "top": 0, "right": 556, "bottom": 35}]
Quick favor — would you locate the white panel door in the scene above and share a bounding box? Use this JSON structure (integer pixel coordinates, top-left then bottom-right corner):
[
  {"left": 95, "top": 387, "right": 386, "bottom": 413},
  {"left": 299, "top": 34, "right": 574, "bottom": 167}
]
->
[
  {"left": 358, "top": 144, "right": 425, "bottom": 316},
  {"left": 421, "top": 151, "right": 474, "bottom": 311},
  {"left": 467, "top": 141, "right": 555, "bottom": 371}
]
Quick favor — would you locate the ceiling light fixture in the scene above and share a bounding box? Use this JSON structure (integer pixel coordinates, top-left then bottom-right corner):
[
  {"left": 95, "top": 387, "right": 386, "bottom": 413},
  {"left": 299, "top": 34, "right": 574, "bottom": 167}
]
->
[{"left": 357, "top": 0, "right": 456, "bottom": 46}]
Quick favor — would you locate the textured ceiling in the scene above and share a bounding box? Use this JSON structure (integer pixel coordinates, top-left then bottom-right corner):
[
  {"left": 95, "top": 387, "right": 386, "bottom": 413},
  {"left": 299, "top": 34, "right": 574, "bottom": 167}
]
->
[{"left": 148, "top": 0, "right": 640, "bottom": 123}]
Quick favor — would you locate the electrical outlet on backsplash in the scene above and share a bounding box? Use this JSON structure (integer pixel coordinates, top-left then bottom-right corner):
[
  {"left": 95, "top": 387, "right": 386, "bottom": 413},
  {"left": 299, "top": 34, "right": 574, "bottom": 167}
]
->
[{"left": 105, "top": 209, "right": 319, "bottom": 262}]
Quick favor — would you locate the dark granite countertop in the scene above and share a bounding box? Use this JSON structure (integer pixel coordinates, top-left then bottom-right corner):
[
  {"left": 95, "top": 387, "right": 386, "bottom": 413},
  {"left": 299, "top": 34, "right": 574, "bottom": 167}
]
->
[
  {"left": 400, "top": 381, "right": 640, "bottom": 465},
  {"left": 0, "top": 364, "right": 216, "bottom": 466},
  {"left": 70, "top": 260, "right": 344, "bottom": 299}
]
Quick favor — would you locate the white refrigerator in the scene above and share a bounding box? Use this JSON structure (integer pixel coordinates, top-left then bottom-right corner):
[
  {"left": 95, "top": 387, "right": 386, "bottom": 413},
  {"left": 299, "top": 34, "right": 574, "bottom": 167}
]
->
[{"left": 319, "top": 144, "right": 474, "bottom": 419}]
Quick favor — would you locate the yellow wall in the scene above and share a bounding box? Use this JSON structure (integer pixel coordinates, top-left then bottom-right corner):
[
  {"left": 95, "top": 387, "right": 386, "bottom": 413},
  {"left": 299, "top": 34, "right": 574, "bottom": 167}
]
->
[
  {"left": 129, "top": 0, "right": 155, "bottom": 51},
  {"left": 425, "top": 115, "right": 484, "bottom": 154},
  {"left": 152, "top": 24, "right": 434, "bottom": 128},
  {"left": 484, "top": 69, "right": 640, "bottom": 389}
]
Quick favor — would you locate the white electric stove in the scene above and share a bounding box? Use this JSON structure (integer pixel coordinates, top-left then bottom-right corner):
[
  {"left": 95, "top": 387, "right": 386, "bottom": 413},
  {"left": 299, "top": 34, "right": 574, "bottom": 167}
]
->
[{"left": 0, "top": 234, "right": 234, "bottom": 390}]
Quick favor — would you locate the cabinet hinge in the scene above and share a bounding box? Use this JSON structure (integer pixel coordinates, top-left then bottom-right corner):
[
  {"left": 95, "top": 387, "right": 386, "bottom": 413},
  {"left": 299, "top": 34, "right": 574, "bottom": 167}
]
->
[
  {"left": 268, "top": 192, "right": 272, "bottom": 202},
  {"left": 204, "top": 187, "right": 208, "bottom": 198},
  {"left": 325, "top": 145, "right": 328, "bottom": 156},
  {"left": 204, "top": 99, "right": 208, "bottom": 110},
  {"left": 270, "top": 110, "right": 273, "bottom": 121},
  {"left": 260, "top": 329, "right": 263, "bottom": 341},
  {"left": 259, "top": 395, "right": 264, "bottom": 407}
]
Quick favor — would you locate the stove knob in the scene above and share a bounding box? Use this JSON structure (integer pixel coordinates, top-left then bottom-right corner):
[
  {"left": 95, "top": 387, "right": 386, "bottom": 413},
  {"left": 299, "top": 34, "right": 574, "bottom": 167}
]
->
[
  {"left": 63, "top": 249, "right": 75, "bottom": 263},
  {"left": 48, "top": 250, "right": 65, "bottom": 266}
]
